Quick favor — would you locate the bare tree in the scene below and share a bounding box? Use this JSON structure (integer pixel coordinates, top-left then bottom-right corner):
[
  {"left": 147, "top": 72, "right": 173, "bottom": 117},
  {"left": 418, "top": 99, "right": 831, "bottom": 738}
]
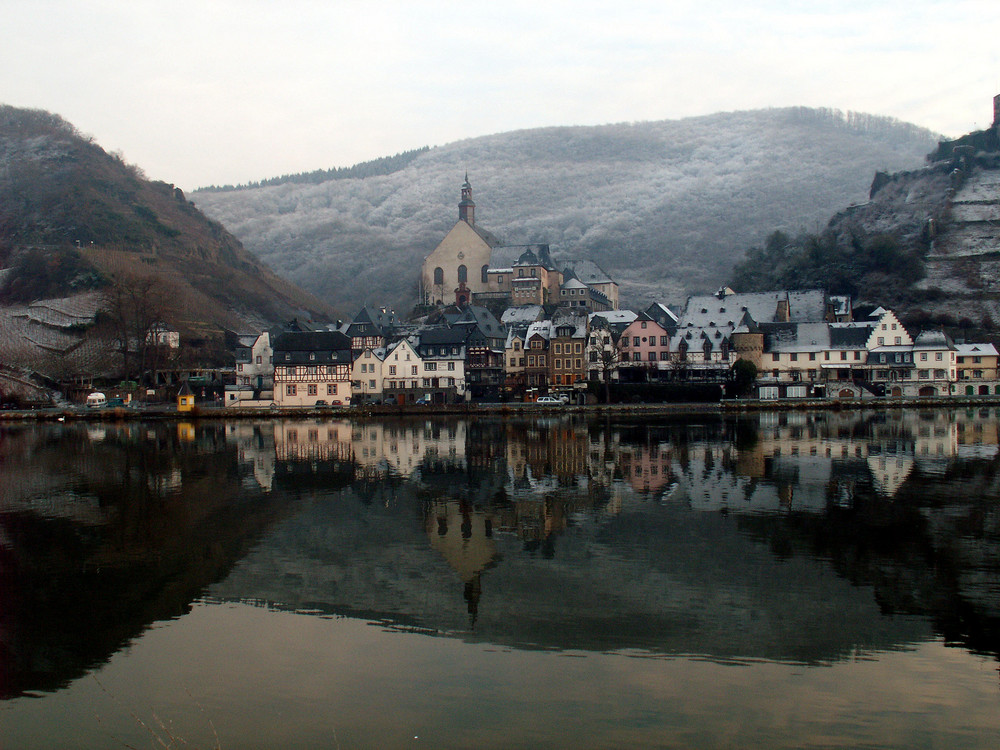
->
[{"left": 101, "top": 270, "right": 177, "bottom": 382}]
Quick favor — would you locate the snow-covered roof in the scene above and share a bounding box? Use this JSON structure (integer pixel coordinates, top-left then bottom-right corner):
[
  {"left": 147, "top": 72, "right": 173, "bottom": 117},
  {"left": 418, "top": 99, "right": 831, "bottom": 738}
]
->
[
  {"left": 955, "top": 343, "right": 999, "bottom": 357},
  {"left": 762, "top": 322, "right": 831, "bottom": 352},
  {"left": 680, "top": 290, "right": 827, "bottom": 331},
  {"left": 589, "top": 310, "right": 638, "bottom": 325},
  {"left": 502, "top": 305, "right": 544, "bottom": 326}
]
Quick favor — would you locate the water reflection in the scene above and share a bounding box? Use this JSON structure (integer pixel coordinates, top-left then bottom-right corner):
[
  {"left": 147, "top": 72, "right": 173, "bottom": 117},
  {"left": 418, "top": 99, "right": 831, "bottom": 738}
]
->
[{"left": 2, "top": 408, "right": 1000, "bottom": 700}]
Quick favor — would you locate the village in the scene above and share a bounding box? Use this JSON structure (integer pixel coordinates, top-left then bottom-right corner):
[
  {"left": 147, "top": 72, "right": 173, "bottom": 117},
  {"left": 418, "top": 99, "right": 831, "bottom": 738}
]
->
[
  {"left": 211, "top": 178, "right": 1000, "bottom": 409},
  {"left": 4, "top": 177, "right": 997, "bottom": 411}
]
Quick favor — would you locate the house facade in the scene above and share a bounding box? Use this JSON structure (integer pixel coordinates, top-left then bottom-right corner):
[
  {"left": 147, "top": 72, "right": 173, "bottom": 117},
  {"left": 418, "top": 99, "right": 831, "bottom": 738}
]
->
[{"left": 272, "top": 331, "right": 353, "bottom": 407}]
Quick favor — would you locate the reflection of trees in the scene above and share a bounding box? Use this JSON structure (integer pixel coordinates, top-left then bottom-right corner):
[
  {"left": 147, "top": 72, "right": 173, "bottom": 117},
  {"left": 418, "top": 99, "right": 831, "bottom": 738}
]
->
[{"left": 0, "top": 423, "right": 294, "bottom": 699}]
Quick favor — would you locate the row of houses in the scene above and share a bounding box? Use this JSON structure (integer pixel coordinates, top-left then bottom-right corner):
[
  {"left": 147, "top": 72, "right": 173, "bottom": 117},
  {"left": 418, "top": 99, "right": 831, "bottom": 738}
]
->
[{"left": 227, "top": 287, "right": 1000, "bottom": 407}]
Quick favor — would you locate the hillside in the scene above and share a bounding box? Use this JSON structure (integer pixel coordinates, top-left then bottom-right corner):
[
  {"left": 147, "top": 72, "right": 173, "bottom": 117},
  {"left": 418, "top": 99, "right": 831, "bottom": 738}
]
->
[
  {"left": 0, "top": 105, "right": 333, "bottom": 331},
  {"left": 730, "top": 122, "right": 1000, "bottom": 336},
  {"left": 191, "top": 108, "right": 939, "bottom": 314}
]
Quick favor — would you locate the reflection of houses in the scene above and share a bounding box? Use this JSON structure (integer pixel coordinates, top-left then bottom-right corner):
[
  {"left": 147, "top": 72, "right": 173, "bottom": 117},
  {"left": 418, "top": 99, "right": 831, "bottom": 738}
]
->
[
  {"left": 226, "top": 422, "right": 277, "bottom": 491},
  {"left": 351, "top": 421, "right": 468, "bottom": 478}
]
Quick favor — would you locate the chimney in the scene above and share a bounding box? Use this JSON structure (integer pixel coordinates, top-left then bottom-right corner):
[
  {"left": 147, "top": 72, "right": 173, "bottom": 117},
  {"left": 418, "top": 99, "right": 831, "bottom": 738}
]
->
[{"left": 776, "top": 297, "right": 791, "bottom": 322}]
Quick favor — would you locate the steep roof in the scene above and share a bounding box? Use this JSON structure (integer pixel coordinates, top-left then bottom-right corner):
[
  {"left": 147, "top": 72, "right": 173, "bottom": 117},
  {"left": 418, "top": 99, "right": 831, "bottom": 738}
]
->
[
  {"left": 761, "top": 322, "right": 831, "bottom": 352},
  {"left": 564, "top": 260, "right": 614, "bottom": 286},
  {"left": 828, "top": 323, "right": 874, "bottom": 348},
  {"left": 272, "top": 330, "right": 353, "bottom": 364},
  {"left": 680, "top": 290, "right": 828, "bottom": 330},
  {"left": 501, "top": 305, "right": 544, "bottom": 327}
]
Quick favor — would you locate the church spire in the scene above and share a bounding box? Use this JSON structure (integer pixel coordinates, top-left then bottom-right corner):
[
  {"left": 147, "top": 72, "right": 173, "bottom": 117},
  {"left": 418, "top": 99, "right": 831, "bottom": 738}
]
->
[{"left": 458, "top": 174, "right": 475, "bottom": 225}]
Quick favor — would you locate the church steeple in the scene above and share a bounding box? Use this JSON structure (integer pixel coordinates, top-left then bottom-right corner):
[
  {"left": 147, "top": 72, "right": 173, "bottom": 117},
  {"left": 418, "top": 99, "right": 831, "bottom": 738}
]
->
[{"left": 458, "top": 173, "right": 475, "bottom": 225}]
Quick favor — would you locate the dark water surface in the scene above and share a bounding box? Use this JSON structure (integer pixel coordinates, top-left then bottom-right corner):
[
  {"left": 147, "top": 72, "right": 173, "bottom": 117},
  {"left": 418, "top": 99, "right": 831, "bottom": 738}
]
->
[{"left": 1, "top": 409, "right": 1000, "bottom": 748}]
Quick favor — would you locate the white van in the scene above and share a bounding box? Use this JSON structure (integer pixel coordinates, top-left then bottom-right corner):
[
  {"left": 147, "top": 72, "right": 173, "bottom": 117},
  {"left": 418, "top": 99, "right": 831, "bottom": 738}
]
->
[{"left": 85, "top": 392, "right": 107, "bottom": 408}]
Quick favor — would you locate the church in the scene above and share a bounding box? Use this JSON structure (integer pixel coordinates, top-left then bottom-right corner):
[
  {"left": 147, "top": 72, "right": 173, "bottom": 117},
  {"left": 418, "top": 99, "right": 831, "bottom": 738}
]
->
[{"left": 420, "top": 178, "right": 618, "bottom": 311}]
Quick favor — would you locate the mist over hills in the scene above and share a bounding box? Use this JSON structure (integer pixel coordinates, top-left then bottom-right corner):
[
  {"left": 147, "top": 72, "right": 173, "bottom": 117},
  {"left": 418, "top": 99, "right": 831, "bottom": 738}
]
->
[{"left": 192, "top": 108, "right": 939, "bottom": 315}]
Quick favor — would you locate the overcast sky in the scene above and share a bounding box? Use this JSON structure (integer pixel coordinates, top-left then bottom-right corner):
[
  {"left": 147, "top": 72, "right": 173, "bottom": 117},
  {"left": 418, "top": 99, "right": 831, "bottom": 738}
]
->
[{"left": 4, "top": 1, "right": 998, "bottom": 191}]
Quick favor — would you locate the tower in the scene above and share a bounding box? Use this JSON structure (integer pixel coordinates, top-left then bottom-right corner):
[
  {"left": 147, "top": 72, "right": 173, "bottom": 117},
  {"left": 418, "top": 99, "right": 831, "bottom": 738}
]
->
[{"left": 458, "top": 173, "right": 475, "bottom": 225}]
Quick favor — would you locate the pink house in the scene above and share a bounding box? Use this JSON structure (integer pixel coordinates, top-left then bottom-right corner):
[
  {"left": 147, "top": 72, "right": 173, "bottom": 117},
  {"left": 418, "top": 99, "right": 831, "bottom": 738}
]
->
[{"left": 618, "top": 313, "right": 671, "bottom": 367}]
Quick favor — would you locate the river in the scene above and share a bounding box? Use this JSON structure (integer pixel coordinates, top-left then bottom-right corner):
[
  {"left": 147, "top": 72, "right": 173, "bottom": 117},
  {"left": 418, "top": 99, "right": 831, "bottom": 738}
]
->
[{"left": 1, "top": 408, "right": 999, "bottom": 748}]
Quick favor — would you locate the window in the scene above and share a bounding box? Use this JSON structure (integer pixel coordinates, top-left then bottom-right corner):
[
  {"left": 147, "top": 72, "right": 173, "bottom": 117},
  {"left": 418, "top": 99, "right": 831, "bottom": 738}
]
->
[
  {"left": 256, "top": 355, "right": 262, "bottom": 364},
  {"left": 360, "top": 363, "right": 367, "bottom": 373},
  {"left": 936, "top": 352, "right": 943, "bottom": 361},
  {"left": 633, "top": 336, "right": 641, "bottom": 347},
  {"left": 772, "top": 353, "right": 780, "bottom": 361},
  {"left": 894, "top": 337, "right": 901, "bottom": 345},
  {"left": 433, "top": 267, "right": 444, "bottom": 285},
  {"left": 648, "top": 352, "right": 657, "bottom": 362},
  {"left": 307, "top": 384, "right": 318, "bottom": 396},
  {"left": 309, "top": 352, "right": 315, "bottom": 361},
  {"left": 555, "top": 359, "right": 562, "bottom": 369},
  {"left": 809, "top": 352, "right": 816, "bottom": 361},
  {"left": 457, "top": 265, "right": 467, "bottom": 283},
  {"left": 554, "top": 343, "right": 562, "bottom": 354},
  {"left": 641, "top": 321, "right": 647, "bottom": 329},
  {"left": 854, "top": 351, "right": 861, "bottom": 361},
  {"left": 481, "top": 265, "right": 489, "bottom": 284},
  {"left": 825, "top": 352, "right": 830, "bottom": 360},
  {"left": 877, "top": 337, "right": 884, "bottom": 346},
  {"left": 424, "top": 362, "right": 437, "bottom": 371},
  {"left": 920, "top": 352, "right": 927, "bottom": 361},
  {"left": 389, "top": 365, "right": 396, "bottom": 375},
  {"left": 286, "top": 384, "right": 297, "bottom": 396},
  {"left": 660, "top": 351, "right": 669, "bottom": 361},
  {"left": 369, "top": 379, "right": 376, "bottom": 389},
  {"left": 660, "top": 336, "right": 669, "bottom": 346},
  {"left": 327, "top": 384, "right": 336, "bottom": 395},
  {"left": 790, "top": 353, "right": 798, "bottom": 362},
  {"left": 448, "top": 362, "right": 455, "bottom": 371}
]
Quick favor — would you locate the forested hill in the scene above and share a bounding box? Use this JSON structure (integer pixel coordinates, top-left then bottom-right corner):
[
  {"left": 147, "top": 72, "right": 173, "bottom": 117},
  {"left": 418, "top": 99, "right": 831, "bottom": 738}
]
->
[
  {"left": 191, "top": 108, "right": 939, "bottom": 314},
  {"left": 0, "top": 105, "right": 332, "bottom": 331},
  {"left": 730, "top": 122, "right": 1000, "bottom": 339}
]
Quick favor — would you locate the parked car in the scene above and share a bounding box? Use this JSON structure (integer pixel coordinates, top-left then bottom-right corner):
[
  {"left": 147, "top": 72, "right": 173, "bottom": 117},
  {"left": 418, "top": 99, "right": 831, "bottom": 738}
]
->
[
  {"left": 536, "top": 396, "right": 565, "bottom": 406},
  {"left": 415, "top": 396, "right": 432, "bottom": 405},
  {"left": 313, "top": 400, "right": 328, "bottom": 407}
]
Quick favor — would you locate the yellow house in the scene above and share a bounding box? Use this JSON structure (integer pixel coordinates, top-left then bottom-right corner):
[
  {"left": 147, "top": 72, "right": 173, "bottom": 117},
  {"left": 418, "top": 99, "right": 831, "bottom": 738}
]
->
[{"left": 177, "top": 381, "right": 195, "bottom": 412}]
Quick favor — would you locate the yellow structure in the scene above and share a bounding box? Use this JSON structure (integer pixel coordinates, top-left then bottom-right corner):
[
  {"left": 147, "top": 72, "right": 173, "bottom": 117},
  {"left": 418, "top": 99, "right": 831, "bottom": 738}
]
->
[
  {"left": 177, "top": 381, "right": 195, "bottom": 412},
  {"left": 421, "top": 177, "right": 498, "bottom": 306}
]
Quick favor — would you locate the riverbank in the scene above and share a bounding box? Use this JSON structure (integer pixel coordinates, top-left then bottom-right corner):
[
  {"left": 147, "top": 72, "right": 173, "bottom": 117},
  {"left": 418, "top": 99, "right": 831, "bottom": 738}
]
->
[{"left": 2, "top": 395, "right": 999, "bottom": 423}]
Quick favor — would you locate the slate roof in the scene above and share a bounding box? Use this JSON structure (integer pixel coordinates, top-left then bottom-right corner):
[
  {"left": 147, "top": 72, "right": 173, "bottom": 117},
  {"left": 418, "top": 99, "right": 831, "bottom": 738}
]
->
[
  {"left": 828, "top": 323, "right": 874, "bottom": 348},
  {"left": 913, "top": 330, "right": 956, "bottom": 349},
  {"left": 272, "top": 331, "right": 352, "bottom": 364},
  {"left": 761, "top": 322, "right": 831, "bottom": 352},
  {"left": 490, "top": 244, "right": 553, "bottom": 271},
  {"left": 501, "top": 305, "right": 544, "bottom": 327},
  {"left": 680, "top": 290, "right": 828, "bottom": 331},
  {"left": 418, "top": 326, "right": 467, "bottom": 347},
  {"left": 563, "top": 260, "right": 614, "bottom": 286},
  {"left": 955, "top": 343, "right": 999, "bottom": 357}
]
